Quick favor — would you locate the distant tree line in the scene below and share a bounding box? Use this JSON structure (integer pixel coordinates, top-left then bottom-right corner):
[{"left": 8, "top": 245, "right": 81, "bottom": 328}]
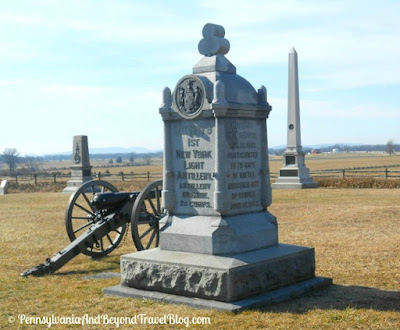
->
[
  {"left": 0, "top": 149, "right": 163, "bottom": 175},
  {"left": 270, "top": 142, "right": 399, "bottom": 156},
  {"left": 40, "top": 151, "right": 163, "bottom": 162}
]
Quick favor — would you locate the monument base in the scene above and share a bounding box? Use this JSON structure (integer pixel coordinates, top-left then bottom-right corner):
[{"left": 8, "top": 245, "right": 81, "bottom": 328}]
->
[
  {"left": 114, "top": 244, "right": 319, "bottom": 303},
  {"left": 273, "top": 152, "right": 317, "bottom": 189},
  {"left": 104, "top": 276, "right": 331, "bottom": 312},
  {"left": 272, "top": 176, "right": 318, "bottom": 190},
  {"left": 62, "top": 176, "right": 93, "bottom": 194},
  {"left": 160, "top": 211, "right": 278, "bottom": 255}
]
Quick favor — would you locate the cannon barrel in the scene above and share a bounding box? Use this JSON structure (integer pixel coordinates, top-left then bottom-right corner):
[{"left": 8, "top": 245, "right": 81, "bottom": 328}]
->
[{"left": 91, "top": 192, "right": 137, "bottom": 211}]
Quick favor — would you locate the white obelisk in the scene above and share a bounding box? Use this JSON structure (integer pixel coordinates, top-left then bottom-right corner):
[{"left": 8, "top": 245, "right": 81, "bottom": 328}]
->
[{"left": 272, "top": 47, "right": 317, "bottom": 189}]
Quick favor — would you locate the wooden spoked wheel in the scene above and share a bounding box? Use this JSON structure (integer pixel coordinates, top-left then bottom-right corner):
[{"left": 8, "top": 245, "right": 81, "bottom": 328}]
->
[
  {"left": 131, "top": 180, "right": 165, "bottom": 251},
  {"left": 65, "top": 180, "right": 127, "bottom": 258}
]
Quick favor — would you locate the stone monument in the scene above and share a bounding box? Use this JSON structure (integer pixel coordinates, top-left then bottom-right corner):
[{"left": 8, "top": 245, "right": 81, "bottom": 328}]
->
[
  {"left": 0, "top": 180, "right": 8, "bottom": 195},
  {"left": 272, "top": 47, "right": 317, "bottom": 189},
  {"left": 105, "top": 24, "right": 330, "bottom": 311},
  {"left": 62, "top": 135, "right": 93, "bottom": 194}
]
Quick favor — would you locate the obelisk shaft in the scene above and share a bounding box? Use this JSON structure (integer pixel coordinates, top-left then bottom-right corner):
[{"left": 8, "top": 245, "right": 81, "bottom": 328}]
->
[{"left": 287, "top": 47, "right": 302, "bottom": 152}]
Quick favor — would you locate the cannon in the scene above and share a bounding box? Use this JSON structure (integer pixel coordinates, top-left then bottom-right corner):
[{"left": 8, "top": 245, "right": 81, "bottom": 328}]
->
[{"left": 21, "top": 179, "right": 165, "bottom": 277}]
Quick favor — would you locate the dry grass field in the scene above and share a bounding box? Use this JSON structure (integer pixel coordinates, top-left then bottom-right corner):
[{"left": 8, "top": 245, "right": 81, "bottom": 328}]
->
[
  {"left": 1, "top": 187, "right": 399, "bottom": 329},
  {"left": 269, "top": 153, "right": 400, "bottom": 173}
]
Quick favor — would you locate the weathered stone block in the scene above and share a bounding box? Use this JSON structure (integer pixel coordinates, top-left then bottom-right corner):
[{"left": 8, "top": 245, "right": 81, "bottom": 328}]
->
[{"left": 121, "top": 244, "right": 315, "bottom": 302}]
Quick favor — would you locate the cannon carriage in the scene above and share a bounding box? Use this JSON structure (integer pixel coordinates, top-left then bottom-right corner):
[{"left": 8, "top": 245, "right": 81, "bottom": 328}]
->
[{"left": 22, "top": 179, "right": 165, "bottom": 276}]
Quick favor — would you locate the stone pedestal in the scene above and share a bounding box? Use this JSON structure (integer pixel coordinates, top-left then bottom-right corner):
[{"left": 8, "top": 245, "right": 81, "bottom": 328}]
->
[
  {"left": 119, "top": 244, "right": 315, "bottom": 302},
  {"left": 105, "top": 242, "right": 332, "bottom": 310},
  {"left": 273, "top": 152, "right": 317, "bottom": 189},
  {"left": 105, "top": 24, "right": 330, "bottom": 310},
  {"left": 62, "top": 135, "right": 93, "bottom": 194}
]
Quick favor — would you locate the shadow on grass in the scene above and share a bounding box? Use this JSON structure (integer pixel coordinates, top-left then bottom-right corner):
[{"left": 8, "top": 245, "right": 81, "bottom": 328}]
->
[
  {"left": 260, "top": 284, "right": 400, "bottom": 313},
  {"left": 53, "top": 257, "right": 121, "bottom": 276},
  {"left": 54, "top": 266, "right": 118, "bottom": 276}
]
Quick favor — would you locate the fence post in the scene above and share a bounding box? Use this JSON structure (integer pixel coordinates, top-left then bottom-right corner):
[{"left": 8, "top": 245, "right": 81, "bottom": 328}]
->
[
  {"left": 121, "top": 172, "right": 124, "bottom": 181},
  {"left": 53, "top": 174, "right": 56, "bottom": 183},
  {"left": 15, "top": 174, "right": 18, "bottom": 185},
  {"left": 385, "top": 168, "right": 388, "bottom": 180},
  {"left": 98, "top": 172, "right": 101, "bottom": 180},
  {"left": 147, "top": 171, "right": 150, "bottom": 181},
  {"left": 342, "top": 169, "right": 345, "bottom": 178},
  {"left": 34, "top": 174, "right": 37, "bottom": 185}
]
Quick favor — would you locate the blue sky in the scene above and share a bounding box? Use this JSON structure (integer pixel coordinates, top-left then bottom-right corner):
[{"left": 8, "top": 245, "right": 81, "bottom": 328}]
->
[{"left": 0, "top": 0, "right": 399, "bottom": 155}]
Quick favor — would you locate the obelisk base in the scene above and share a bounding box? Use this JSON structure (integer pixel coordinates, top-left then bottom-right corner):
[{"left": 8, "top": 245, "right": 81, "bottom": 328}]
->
[
  {"left": 273, "top": 152, "right": 317, "bottom": 189},
  {"left": 62, "top": 165, "right": 93, "bottom": 194},
  {"left": 272, "top": 174, "right": 318, "bottom": 189},
  {"left": 107, "top": 244, "right": 326, "bottom": 305}
]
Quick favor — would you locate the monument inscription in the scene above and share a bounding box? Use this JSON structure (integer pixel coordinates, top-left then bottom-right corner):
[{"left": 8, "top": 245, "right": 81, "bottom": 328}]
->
[
  {"left": 224, "top": 119, "right": 263, "bottom": 214},
  {"left": 171, "top": 118, "right": 216, "bottom": 215}
]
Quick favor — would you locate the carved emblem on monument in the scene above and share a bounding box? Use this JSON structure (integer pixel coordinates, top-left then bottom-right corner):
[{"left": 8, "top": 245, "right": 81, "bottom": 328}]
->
[
  {"left": 74, "top": 143, "right": 81, "bottom": 164},
  {"left": 175, "top": 78, "right": 204, "bottom": 118}
]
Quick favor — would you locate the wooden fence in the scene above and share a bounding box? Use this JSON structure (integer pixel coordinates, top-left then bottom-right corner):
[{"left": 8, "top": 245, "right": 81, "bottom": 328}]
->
[
  {"left": 1, "top": 165, "right": 399, "bottom": 186},
  {"left": 269, "top": 165, "right": 400, "bottom": 179},
  {"left": 309, "top": 169, "right": 400, "bottom": 179},
  {"left": 1, "top": 171, "right": 163, "bottom": 186}
]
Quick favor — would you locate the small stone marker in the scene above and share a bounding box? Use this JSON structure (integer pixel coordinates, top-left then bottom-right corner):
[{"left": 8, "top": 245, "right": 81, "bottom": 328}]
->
[
  {"left": 105, "top": 24, "right": 331, "bottom": 311},
  {"left": 62, "top": 135, "right": 93, "bottom": 194},
  {"left": 0, "top": 180, "right": 8, "bottom": 195},
  {"left": 272, "top": 47, "right": 317, "bottom": 189}
]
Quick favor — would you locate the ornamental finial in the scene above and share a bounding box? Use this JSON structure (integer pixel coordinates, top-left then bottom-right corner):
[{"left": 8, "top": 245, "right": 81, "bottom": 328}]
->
[{"left": 198, "top": 23, "right": 230, "bottom": 57}]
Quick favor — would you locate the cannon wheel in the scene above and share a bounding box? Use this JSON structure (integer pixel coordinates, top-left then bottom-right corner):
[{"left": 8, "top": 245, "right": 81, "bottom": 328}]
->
[
  {"left": 65, "top": 180, "right": 127, "bottom": 258},
  {"left": 131, "top": 180, "right": 165, "bottom": 251}
]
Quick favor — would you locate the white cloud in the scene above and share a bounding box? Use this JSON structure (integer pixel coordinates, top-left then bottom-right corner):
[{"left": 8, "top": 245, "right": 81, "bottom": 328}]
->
[
  {"left": 0, "top": 80, "right": 18, "bottom": 86},
  {"left": 268, "top": 96, "right": 400, "bottom": 120},
  {"left": 39, "top": 84, "right": 105, "bottom": 94},
  {"left": 301, "top": 99, "right": 400, "bottom": 119},
  {"left": 199, "top": 0, "right": 348, "bottom": 27}
]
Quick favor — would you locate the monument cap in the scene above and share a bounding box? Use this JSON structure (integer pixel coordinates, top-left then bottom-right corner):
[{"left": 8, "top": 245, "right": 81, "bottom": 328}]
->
[
  {"left": 198, "top": 23, "right": 230, "bottom": 57},
  {"left": 162, "top": 23, "right": 272, "bottom": 120}
]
